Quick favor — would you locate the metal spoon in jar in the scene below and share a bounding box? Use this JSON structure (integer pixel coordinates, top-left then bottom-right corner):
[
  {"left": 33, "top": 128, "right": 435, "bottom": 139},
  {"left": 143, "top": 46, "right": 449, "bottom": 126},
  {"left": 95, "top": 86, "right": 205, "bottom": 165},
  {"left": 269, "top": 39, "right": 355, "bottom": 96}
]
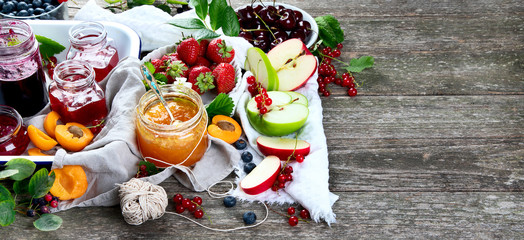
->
[{"left": 140, "top": 65, "right": 176, "bottom": 125}]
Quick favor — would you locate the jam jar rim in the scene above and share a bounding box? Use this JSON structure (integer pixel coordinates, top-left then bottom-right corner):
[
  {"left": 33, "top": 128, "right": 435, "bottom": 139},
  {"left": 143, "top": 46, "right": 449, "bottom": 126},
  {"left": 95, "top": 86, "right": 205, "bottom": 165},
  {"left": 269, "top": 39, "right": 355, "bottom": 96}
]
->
[
  {"left": 0, "top": 105, "right": 23, "bottom": 144},
  {"left": 53, "top": 59, "right": 96, "bottom": 89},
  {"left": 137, "top": 84, "right": 207, "bottom": 132},
  {"left": 0, "top": 19, "right": 36, "bottom": 59},
  {"left": 68, "top": 21, "right": 107, "bottom": 48}
]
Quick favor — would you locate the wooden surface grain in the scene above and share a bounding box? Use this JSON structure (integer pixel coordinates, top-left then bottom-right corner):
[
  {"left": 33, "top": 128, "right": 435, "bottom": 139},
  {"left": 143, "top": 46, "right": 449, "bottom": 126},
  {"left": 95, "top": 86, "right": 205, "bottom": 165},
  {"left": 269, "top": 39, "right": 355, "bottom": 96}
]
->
[{"left": 3, "top": 0, "right": 524, "bottom": 239}]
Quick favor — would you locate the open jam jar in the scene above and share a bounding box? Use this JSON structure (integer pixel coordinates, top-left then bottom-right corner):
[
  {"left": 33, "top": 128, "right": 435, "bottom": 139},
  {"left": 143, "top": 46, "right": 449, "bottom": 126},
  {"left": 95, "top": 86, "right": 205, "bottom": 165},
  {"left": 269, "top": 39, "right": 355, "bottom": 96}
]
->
[
  {"left": 66, "top": 21, "right": 119, "bottom": 82},
  {"left": 136, "top": 85, "right": 208, "bottom": 168},
  {"left": 49, "top": 60, "right": 108, "bottom": 134},
  {"left": 0, "top": 105, "right": 29, "bottom": 155},
  {"left": 0, "top": 19, "right": 48, "bottom": 117}
]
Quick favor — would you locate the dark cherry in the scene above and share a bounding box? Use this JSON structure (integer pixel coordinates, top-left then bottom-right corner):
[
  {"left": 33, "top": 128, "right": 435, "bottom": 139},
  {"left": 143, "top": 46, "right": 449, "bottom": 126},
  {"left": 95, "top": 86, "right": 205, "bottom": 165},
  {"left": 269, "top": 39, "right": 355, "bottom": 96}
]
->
[
  {"left": 253, "top": 24, "right": 270, "bottom": 39},
  {"left": 277, "top": 5, "right": 286, "bottom": 13},
  {"left": 289, "top": 30, "right": 306, "bottom": 42},
  {"left": 270, "top": 38, "right": 285, "bottom": 49},
  {"left": 239, "top": 31, "right": 254, "bottom": 42},
  {"left": 293, "top": 10, "right": 303, "bottom": 22},
  {"left": 272, "top": 30, "right": 289, "bottom": 41},
  {"left": 253, "top": 4, "right": 263, "bottom": 12},
  {"left": 297, "top": 20, "right": 312, "bottom": 35},
  {"left": 278, "top": 9, "right": 296, "bottom": 31},
  {"left": 253, "top": 35, "right": 270, "bottom": 52},
  {"left": 260, "top": 7, "right": 277, "bottom": 25}
]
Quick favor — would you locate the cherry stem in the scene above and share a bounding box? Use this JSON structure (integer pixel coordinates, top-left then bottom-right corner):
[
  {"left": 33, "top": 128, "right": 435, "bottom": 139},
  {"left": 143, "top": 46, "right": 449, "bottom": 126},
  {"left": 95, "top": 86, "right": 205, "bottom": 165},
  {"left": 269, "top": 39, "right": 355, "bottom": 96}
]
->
[{"left": 253, "top": 12, "right": 277, "bottom": 40}]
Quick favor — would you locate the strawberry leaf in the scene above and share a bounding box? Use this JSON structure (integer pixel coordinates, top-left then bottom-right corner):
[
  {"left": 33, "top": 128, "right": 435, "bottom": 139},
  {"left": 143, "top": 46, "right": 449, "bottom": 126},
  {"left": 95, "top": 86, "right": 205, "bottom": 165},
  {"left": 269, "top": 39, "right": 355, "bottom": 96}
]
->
[
  {"left": 190, "top": 0, "right": 208, "bottom": 21},
  {"left": 192, "top": 28, "right": 220, "bottom": 40},
  {"left": 209, "top": 0, "right": 227, "bottom": 31},
  {"left": 346, "top": 56, "right": 375, "bottom": 73},
  {"left": 206, "top": 93, "right": 234, "bottom": 120},
  {"left": 314, "top": 15, "right": 344, "bottom": 48},
  {"left": 35, "top": 35, "right": 65, "bottom": 59},
  {"left": 221, "top": 6, "right": 240, "bottom": 37},
  {"left": 168, "top": 18, "right": 206, "bottom": 30}
]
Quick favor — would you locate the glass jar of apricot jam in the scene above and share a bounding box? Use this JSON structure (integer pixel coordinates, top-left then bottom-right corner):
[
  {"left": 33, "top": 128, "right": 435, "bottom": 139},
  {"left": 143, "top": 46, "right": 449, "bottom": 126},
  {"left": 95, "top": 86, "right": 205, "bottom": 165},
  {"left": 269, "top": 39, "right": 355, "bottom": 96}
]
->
[
  {"left": 136, "top": 85, "right": 209, "bottom": 168},
  {"left": 66, "top": 21, "right": 119, "bottom": 82},
  {"left": 49, "top": 60, "right": 108, "bottom": 134},
  {"left": 0, "top": 105, "right": 29, "bottom": 155}
]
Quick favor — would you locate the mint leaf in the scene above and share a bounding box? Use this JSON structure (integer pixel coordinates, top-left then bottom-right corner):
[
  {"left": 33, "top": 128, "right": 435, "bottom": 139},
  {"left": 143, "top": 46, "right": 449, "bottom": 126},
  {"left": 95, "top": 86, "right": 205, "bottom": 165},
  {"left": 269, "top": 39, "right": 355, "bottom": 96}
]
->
[
  {"left": 192, "top": 28, "right": 220, "bottom": 40},
  {"left": 209, "top": 0, "right": 227, "bottom": 31},
  {"left": 35, "top": 35, "right": 66, "bottom": 59},
  {"left": 206, "top": 93, "right": 234, "bottom": 120},
  {"left": 5, "top": 158, "right": 36, "bottom": 181},
  {"left": 168, "top": 18, "right": 206, "bottom": 30},
  {"left": 346, "top": 56, "right": 375, "bottom": 73},
  {"left": 34, "top": 214, "right": 62, "bottom": 231},
  {"left": 166, "top": 0, "right": 187, "bottom": 4},
  {"left": 0, "top": 169, "right": 18, "bottom": 179},
  {"left": 190, "top": 0, "right": 208, "bottom": 21},
  {"left": 13, "top": 179, "right": 30, "bottom": 195},
  {"left": 315, "top": 15, "right": 344, "bottom": 48},
  {"left": 0, "top": 200, "right": 15, "bottom": 227},
  {"left": 0, "top": 185, "right": 11, "bottom": 202},
  {"left": 221, "top": 6, "right": 240, "bottom": 37},
  {"left": 28, "top": 169, "right": 55, "bottom": 199}
]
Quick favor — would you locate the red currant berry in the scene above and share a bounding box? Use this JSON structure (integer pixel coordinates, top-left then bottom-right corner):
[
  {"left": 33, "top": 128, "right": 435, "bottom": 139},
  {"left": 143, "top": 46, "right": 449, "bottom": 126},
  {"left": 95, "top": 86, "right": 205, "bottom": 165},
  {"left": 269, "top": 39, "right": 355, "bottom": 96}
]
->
[
  {"left": 321, "top": 48, "right": 330, "bottom": 55},
  {"left": 193, "top": 196, "right": 203, "bottom": 206},
  {"left": 342, "top": 72, "right": 350, "bottom": 79},
  {"left": 247, "top": 75, "right": 256, "bottom": 84},
  {"left": 318, "top": 82, "right": 326, "bottom": 89},
  {"left": 257, "top": 101, "right": 264, "bottom": 109},
  {"left": 328, "top": 52, "right": 335, "bottom": 58},
  {"left": 334, "top": 78, "right": 342, "bottom": 85},
  {"left": 175, "top": 204, "right": 185, "bottom": 214},
  {"left": 278, "top": 181, "right": 285, "bottom": 189},
  {"left": 342, "top": 79, "right": 351, "bottom": 87},
  {"left": 49, "top": 56, "right": 58, "bottom": 64},
  {"left": 259, "top": 107, "right": 268, "bottom": 114},
  {"left": 323, "top": 57, "right": 332, "bottom": 64},
  {"left": 139, "top": 164, "right": 147, "bottom": 172},
  {"left": 331, "top": 69, "right": 338, "bottom": 77},
  {"left": 46, "top": 62, "right": 54, "bottom": 70},
  {"left": 317, "top": 77, "right": 323, "bottom": 84},
  {"left": 284, "top": 165, "right": 293, "bottom": 174},
  {"left": 332, "top": 49, "right": 341, "bottom": 58},
  {"left": 323, "top": 90, "right": 330, "bottom": 97},
  {"left": 255, "top": 95, "right": 263, "bottom": 103},
  {"left": 286, "top": 174, "right": 293, "bottom": 181},
  {"left": 295, "top": 154, "right": 304, "bottom": 163},
  {"left": 287, "top": 207, "right": 296, "bottom": 215},
  {"left": 348, "top": 81, "right": 356, "bottom": 88},
  {"left": 50, "top": 200, "right": 58, "bottom": 208},
  {"left": 278, "top": 174, "right": 287, "bottom": 183},
  {"left": 187, "top": 203, "right": 197, "bottom": 212},
  {"left": 348, "top": 87, "right": 358, "bottom": 97},
  {"left": 173, "top": 194, "right": 183, "bottom": 204},
  {"left": 271, "top": 184, "right": 279, "bottom": 191},
  {"left": 248, "top": 84, "right": 257, "bottom": 94},
  {"left": 318, "top": 87, "right": 326, "bottom": 93},
  {"left": 182, "top": 198, "right": 191, "bottom": 209},
  {"left": 44, "top": 194, "right": 53, "bottom": 202},
  {"left": 336, "top": 43, "right": 344, "bottom": 49},
  {"left": 288, "top": 216, "right": 299, "bottom": 226},
  {"left": 325, "top": 47, "right": 332, "bottom": 53},
  {"left": 259, "top": 88, "right": 267, "bottom": 96},
  {"left": 265, "top": 98, "right": 272, "bottom": 106},
  {"left": 194, "top": 209, "right": 204, "bottom": 219},
  {"left": 300, "top": 209, "right": 310, "bottom": 219}
]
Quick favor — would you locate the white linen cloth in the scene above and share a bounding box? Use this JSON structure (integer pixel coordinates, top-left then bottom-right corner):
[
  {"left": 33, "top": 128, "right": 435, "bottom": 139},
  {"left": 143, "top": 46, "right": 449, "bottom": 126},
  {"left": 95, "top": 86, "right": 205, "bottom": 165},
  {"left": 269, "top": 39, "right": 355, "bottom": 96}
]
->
[{"left": 72, "top": 1, "right": 337, "bottom": 224}]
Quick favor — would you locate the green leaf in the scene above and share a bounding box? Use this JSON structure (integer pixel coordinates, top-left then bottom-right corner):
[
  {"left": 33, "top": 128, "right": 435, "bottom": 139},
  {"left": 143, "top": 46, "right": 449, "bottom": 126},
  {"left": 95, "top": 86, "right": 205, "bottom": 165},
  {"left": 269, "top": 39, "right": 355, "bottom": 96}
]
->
[
  {"left": 190, "top": 0, "right": 208, "bottom": 21},
  {"left": 0, "top": 185, "right": 11, "bottom": 202},
  {"left": 28, "top": 169, "right": 55, "bottom": 199},
  {"left": 139, "top": 161, "right": 162, "bottom": 174},
  {"left": 166, "top": 0, "right": 188, "bottom": 4},
  {"left": 5, "top": 158, "right": 36, "bottom": 181},
  {"left": 314, "top": 15, "right": 344, "bottom": 48},
  {"left": 346, "top": 56, "right": 375, "bottom": 73},
  {"left": 0, "top": 169, "right": 18, "bottom": 179},
  {"left": 34, "top": 214, "right": 63, "bottom": 231},
  {"left": 0, "top": 200, "right": 15, "bottom": 227},
  {"left": 133, "top": 0, "right": 155, "bottom": 5},
  {"left": 206, "top": 93, "right": 234, "bottom": 120},
  {"left": 153, "top": 73, "right": 168, "bottom": 84},
  {"left": 168, "top": 18, "right": 206, "bottom": 30},
  {"left": 13, "top": 179, "right": 30, "bottom": 195},
  {"left": 209, "top": 0, "right": 227, "bottom": 31},
  {"left": 156, "top": 4, "right": 171, "bottom": 14},
  {"left": 35, "top": 35, "right": 66, "bottom": 60},
  {"left": 192, "top": 28, "right": 220, "bottom": 40},
  {"left": 221, "top": 6, "right": 240, "bottom": 37},
  {"left": 144, "top": 61, "right": 155, "bottom": 74},
  {"left": 104, "top": 0, "right": 121, "bottom": 4}
]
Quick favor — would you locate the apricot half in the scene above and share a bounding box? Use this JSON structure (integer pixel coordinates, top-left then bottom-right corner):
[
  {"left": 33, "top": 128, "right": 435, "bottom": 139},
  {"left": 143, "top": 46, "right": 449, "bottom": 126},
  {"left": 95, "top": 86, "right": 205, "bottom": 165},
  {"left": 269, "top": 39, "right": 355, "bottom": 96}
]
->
[
  {"left": 50, "top": 165, "right": 88, "bottom": 200},
  {"left": 27, "top": 125, "right": 58, "bottom": 151},
  {"left": 55, "top": 123, "right": 94, "bottom": 152},
  {"left": 44, "top": 111, "right": 61, "bottom": 138},
  {"left": 207, "top": 115, "right": 242, "bottom": 144},
  {"left": 27, "top": 148, "right": 51, "bottom": 156}
]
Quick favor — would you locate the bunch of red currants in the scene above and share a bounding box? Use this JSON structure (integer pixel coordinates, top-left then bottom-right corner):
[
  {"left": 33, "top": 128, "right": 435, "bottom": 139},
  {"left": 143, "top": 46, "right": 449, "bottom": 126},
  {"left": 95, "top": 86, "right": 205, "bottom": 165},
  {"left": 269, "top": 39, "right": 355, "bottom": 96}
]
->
[{"left": 317, "top": 43, "right": 358, "bottom": 97}]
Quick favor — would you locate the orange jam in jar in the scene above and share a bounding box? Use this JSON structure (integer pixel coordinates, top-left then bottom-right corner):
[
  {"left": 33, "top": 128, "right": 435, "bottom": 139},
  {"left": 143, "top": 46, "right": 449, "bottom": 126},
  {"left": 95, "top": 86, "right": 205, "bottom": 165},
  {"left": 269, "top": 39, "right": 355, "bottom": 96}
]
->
[{"left": 136, "top": 85, "right": 208, "bottom": 168}]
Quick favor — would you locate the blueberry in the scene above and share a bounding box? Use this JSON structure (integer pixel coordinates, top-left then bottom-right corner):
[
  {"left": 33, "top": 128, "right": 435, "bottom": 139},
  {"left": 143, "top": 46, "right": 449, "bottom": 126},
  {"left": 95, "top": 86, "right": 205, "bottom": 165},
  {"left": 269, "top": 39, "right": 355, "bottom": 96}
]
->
[
  {"left": 16, "top": 1, "right": 27, "bottom": 10},
  {"left": 0, "top": 0, "right": 4, "bottom": 7},
  {"left": 223, "top": 196, "right": 236, "bottom": 208},
  {"left": 16, "top": 9, "right": 27, "bottom": 15},
  {"left": 41, "top": 1, "right": 48, "bottom": 8},
  {"left": 42, "top": 0, "right": 50, "bottom": 3},
  {"left": 26, "top": 209, "right": 35, "bottom": 217},
  {"left": 241, "top": 151, "right": 253, "bottom": 163},
  {"left": 31, "top": 198, "right": 40, "bottom": 207},
  {"left": 31, "top": 0, "right": 40, "bottom": 7},
  {"left": 26, "top": 7, "right": 32, "bottom": 14},
  {"left": 27, "top": 3, "right": 31, "bottom": 7},
  {"left": 242, "top": 211, "right": 256, "bottom": 225},
  {"left": 233, "top": 139, "right": 247, "bottom": 150},
  {"left": 243, "top": 162, "right": 256, "bottom": 174},
  {"left": 2, "top": 2, "right": 15, "bottom": 13},
  {"left": 33, "top": 6, "right": 43, "bottom": 14}
]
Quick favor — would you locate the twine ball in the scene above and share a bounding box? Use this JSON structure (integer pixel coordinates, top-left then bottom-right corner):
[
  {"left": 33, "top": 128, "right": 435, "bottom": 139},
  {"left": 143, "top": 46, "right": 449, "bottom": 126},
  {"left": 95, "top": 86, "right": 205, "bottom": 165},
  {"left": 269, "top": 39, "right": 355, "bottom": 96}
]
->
[{"left": 119, "top": 178, "right": 168, "bottom": 225}]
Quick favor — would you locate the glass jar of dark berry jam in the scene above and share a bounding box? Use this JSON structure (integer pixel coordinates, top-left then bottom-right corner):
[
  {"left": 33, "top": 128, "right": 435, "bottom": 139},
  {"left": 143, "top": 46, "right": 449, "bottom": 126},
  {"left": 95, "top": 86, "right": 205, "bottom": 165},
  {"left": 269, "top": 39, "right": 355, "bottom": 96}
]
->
[
  {"left": 49, "top": 60, "right": 108, "bottom": 134},
  {"left": 0, "top": 105, "right": 29, "bottom": 155},
  {"left": 0, "top": 19, "right": 48, "bottom": 117},
  {"left": 66, "top": 21, "right": 119, "bottom": 82}
]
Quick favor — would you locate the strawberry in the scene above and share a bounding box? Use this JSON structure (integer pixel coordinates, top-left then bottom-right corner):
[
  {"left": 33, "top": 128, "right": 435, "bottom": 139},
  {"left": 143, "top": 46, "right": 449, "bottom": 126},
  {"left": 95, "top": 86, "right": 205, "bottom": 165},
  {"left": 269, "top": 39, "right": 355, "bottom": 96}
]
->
[
  {"left": 161, "top": 52, "right": 180, "bottom": 64},
  {"left": 198, "top": 39, "right": 209, "bottom": 57},
  {"left": 212, "top": 63, "right": 236, "bottom": 94},
  {"left": 166, "top": 60, "right": 189, "bottom": 81},
  {"left": 176, "top": 38, "right": 200, "bottom": 66},
  {"left": 188, "top": 66, "right": 215, "bottom": 95},
  {"left": 194, "top": 56, "right": 211, "bottom": 67},
  {"left": 151, "top": 59, "right": 166, "bottom": 73},
  {"left": 206, "top": 38, "right": 235, "bottom": 64}
]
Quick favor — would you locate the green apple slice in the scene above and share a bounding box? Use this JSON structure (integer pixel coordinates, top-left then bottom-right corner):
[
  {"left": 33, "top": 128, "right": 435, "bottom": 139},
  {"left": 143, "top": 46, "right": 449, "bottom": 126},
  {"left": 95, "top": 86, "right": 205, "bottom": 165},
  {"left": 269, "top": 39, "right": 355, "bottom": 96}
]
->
[
  {"left": 245, "top": 47, "right": 279, "bottom": 91},
  {"left": 285, "top": 91, "right": 308, "bottom": 106}
]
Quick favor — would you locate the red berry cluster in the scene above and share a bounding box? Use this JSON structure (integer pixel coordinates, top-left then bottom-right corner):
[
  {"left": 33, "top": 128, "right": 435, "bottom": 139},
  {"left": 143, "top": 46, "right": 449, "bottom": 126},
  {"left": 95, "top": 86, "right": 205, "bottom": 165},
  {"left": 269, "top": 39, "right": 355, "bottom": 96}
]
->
[
  {"left": 271, "top": 164, "right": 293, "bottom": 191},
  {"left": 44, "top": 56, "right": 58, "bottom": 79},
  {"left": 286, "top": 207, "right": 311, "bottom": 226},
  {"left": 27, "top": 193, "right": 59, "bottom": 217},
  {"left": 172, "top": 194, "right": 205, "bottom": 219},
  {"left": 317, "top": 43, "right": 358, "bottom": 97},
  {"left": 247, "top": 75, "right": 273, "bottom": 115},
  {"left": 136, "top": 164, "right": 148, "bottom": 178}
]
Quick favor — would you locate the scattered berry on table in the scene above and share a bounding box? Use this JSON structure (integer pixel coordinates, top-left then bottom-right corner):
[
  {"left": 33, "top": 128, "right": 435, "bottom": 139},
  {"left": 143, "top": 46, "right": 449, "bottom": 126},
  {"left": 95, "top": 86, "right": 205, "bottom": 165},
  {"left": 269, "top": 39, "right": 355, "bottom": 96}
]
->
[
  {"left": 242, "top": 211, "right": 257, "bottom": 225},
  {"left": 300, "top": 209, "right": 310, "bottom": 219},
  {"left": 234, "top": 139, "right": 247, "bottom": 150},
  {"left": 223, "top": 196, "right": 236, "bottom": 208},
  {"left": 287, "top": 207, "right": 296, "bottom": 215},
  {"left": 192, "top": 196, "right": 202, "bottom": 206},
  {"left": 181, "top": 198, "right": 191, "bottom": 209},
  {"left": 187, "top": 203, "right": 197, "bottom": 212},
  {"left": 244, "top": 162, "right": 256, "bottom": 174},
  {"left": 194, "top": 209, "right": 204, "bottom": 219},
  {"left": 175, "top": 204, "right": 185, "bottom": 214},
  {"left": 288, "top": 216, "right": 299, "bottom": 226},
  {"left": 173, "top": 193, "right": 183, "bottom": 204},
  {"left": 241, "top": 151, "right": 253, "bottom": 163}
]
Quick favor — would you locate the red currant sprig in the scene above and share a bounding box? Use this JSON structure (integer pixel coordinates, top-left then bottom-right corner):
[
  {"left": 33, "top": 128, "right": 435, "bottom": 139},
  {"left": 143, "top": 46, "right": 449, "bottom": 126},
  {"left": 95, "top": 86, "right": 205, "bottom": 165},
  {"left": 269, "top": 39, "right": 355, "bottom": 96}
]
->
[
  {"left": 316, "top": 43, "right": 361, "bottom": 97},
  {"left": 267, "top": 205, "right": 311, "bottom": 227},
  {"left": 172, "top": 194, "right": 211, "bottom": 221}
]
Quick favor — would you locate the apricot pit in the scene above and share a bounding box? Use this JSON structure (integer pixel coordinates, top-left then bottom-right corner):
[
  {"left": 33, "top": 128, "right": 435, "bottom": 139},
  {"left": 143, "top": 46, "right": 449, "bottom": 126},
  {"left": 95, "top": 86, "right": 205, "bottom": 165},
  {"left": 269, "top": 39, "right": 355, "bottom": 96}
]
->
[{"left": 55, "top": 122, "right": 94, "bottom": 152}]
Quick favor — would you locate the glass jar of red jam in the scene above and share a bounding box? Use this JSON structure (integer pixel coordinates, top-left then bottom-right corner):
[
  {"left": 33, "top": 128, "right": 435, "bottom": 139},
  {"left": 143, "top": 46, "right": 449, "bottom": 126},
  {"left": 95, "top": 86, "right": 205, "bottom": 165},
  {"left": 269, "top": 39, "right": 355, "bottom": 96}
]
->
[
  {"left": 136, "top": 85, "right": 208, "bottom": 168},
  {"left": 66, "top": 21, "right": 119, "bottom": 82},
  {"left": 0, "top": 105, "right": 29, "bottom": 155},
  {"left": 0, "top": 19, "right": 48, "bottom": 117},
  {"left": 49, "top": 60, "right": 108, "bottom": 134}
]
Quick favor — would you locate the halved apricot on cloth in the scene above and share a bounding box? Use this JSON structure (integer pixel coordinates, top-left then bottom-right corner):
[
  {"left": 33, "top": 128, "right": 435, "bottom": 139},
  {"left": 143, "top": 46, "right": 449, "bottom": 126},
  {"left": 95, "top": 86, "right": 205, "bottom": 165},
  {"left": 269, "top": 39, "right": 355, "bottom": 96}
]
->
[
  {"left": 207, "top": 115, "right": 242, "bottom": 144},
  {"left": 44, "top": 111, "right": 61, "bottom": 138},
  {"left": 55, "top": 122, "right": 94, "bottom": 152},
  {"left": 28, "top": 125, "right": 58, "bottom": 151},
  {"left": 27, "top": 148, "right": 51, "bottom": 156},
  {"left": 50, "top": 165, "right": 88, "bottom": 201}
]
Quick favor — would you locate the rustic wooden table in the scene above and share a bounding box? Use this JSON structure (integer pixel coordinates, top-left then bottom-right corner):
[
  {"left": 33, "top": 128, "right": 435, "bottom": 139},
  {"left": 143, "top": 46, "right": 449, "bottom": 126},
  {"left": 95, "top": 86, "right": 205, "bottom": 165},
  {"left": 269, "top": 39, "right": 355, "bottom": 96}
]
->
[{"left": 5, "top": 0, "right": 524, "bottom": 239}]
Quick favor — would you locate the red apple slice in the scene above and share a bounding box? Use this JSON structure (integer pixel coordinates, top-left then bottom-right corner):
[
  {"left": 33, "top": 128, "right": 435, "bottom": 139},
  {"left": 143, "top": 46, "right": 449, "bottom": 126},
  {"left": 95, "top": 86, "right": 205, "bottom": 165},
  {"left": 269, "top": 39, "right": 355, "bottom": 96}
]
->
[
  {"left": 257, "top": 136, "right": 311, "bottom": 160},
  {"left": 240, "top": 156, "right": 281, "bottom": 195}
]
